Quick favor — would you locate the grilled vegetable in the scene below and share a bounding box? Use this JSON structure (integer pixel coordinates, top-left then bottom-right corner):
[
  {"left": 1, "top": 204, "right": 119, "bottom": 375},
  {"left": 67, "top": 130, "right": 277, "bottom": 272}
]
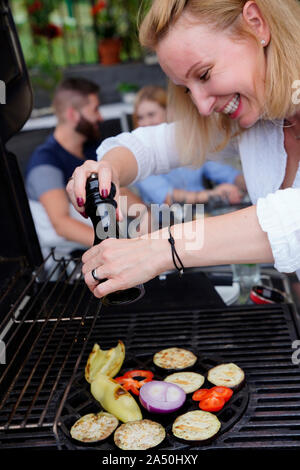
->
[
  {"left": 70, "top": 412, "right": 118, "bottom": 443},
  {"left": 164, "top": 372, "right": 204, "bottom": 393},
  {"left": 114, "top": 376, "right": 140, "bottom": 395},
  {"left": 199, "top": 395, "right": 225, "bottom": 412},
  {"left": 122, "top": 369, "right": 154, "bottom": 384},
  {"left": 192, "top": 386, "right": 233, "bottom": 402},
  {"left": 153, "top": 347, "right": 197, "bottom": 370},
  {"left": 114, "top": 419, "right": 166, "bottom": 450},
  {"left": 192, "top": 386, "right": 233, "bottom": 412},
  {"left": 139, "top": 380, "right": 186, "bottom": 414},
  {"left": 172, "top": 410, "right": 221, "bottom": 441},
  {"left": 210, "top": 386, "right": 233, "bottom": 402},
  {"left": 85, "top": 340, "right": 125, "bottom": 383},
  {"left": 192, "top": 389, "right": 211, "bottom": 401},
  {"left": 115, "top": 370, "right": 154, "bottom": 396},
  {"left": 91, "top": 373, "right": 142, "bottom": 423},
  {"left": 207, "top": 363, "right": 245, "bottom": 388}
]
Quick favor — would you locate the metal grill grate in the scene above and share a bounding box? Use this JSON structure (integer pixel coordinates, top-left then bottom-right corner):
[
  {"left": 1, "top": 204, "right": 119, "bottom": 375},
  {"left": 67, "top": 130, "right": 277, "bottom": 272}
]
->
[
  {"left": 57, "top": 352, "right": 250, "bottom": 450},
  {"left": 0, "top": 255, "right": 102, "bottom": 448},
  {"left": 1, "top": 259, "right": 300, "bottom": 450},
  {"left": 55, "top": 302, "right": 300, "bottom": 450}
]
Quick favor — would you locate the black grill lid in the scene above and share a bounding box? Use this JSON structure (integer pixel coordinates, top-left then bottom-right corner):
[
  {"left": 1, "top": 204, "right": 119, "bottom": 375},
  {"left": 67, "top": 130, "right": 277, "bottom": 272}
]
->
[
  {"left": 0, "top": 0, "right": 33, "bottom": 143},
  {"left": 0, "top": 1, "right": 43, "bottom": 270}
]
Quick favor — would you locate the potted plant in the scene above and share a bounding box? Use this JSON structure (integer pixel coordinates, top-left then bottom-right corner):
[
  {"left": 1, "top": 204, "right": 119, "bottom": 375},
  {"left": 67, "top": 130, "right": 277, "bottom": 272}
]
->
[
  {"left": 25, "top": 0, "right": 62, "bottom": 40},
  {"left": 117, "top": 82, "right": 139, "bottom": 104},
  {"left": 91, "top": 0, "right": 123, "bottom": 65}
]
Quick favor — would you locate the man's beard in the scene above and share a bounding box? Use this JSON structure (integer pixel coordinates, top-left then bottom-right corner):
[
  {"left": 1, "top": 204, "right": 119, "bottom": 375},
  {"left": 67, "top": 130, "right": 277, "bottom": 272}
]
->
[{"left": 75, "top": 114, "right": 101, "bottom": 143}]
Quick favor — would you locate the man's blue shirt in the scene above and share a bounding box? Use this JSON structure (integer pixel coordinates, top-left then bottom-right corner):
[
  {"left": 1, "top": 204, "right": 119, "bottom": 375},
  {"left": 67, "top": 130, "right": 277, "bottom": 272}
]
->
[{"left": 26, "top": 134, "right": 98, "bottom": 201}]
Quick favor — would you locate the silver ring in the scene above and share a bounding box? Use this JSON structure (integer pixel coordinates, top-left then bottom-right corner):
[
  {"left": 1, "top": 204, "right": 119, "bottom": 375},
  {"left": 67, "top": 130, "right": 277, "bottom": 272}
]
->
[{"left": 92, "top": 268, "right": 101, "bottom": 282}]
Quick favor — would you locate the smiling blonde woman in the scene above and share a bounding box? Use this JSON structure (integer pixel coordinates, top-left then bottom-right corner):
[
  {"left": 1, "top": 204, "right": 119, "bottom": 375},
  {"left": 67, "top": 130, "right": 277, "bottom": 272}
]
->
[
  {"left": 140, "top": 0, "right": 300, "bottom": 163},
  {"left": 67, "top": 0, "right": 300, "bottom": 300}
]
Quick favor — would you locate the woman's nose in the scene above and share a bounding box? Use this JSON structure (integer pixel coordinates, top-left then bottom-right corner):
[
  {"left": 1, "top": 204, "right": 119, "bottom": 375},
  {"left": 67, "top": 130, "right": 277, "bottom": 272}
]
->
[{"left": 190, "top": 88, "right": 216, "bottom": 117}]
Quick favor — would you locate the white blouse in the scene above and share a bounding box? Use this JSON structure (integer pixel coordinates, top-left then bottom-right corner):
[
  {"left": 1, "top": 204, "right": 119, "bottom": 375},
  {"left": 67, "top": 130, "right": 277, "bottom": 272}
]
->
[{"left": 97, "top": 120, "right": 300, "bottom": 275}]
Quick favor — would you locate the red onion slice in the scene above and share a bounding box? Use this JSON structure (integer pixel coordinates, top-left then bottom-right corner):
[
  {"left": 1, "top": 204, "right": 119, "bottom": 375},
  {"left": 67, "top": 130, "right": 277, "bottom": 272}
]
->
[{"left": 139, "top": 380, "right": 186, "bottom": 414}]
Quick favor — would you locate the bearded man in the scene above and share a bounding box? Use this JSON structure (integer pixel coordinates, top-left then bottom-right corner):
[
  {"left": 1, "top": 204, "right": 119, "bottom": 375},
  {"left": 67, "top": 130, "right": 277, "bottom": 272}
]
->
[{"left": 26, "top": 77, "right": 103, "bottom": 264}]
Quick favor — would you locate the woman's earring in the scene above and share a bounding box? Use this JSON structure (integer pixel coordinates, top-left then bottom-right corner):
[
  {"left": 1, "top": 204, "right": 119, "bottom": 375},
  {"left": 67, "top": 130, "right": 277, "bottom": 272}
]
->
[{"left": 261, "top": 39, "right": 266, "bottom": 46}]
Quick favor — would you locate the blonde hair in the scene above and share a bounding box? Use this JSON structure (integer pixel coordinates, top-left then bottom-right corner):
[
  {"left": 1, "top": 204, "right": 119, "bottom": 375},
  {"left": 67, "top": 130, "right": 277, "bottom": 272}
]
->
[
  {"left": 133, "top": 85, "right": 167, "bottom": 128},
  {"left": 139, "top": 0, "right": 300, "bottom": 166}
]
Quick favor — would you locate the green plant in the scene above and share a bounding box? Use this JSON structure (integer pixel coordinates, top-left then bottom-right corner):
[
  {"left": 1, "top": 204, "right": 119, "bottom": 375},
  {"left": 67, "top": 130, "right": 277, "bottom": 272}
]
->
[
  {"left": 120, "top": 0, "right": 144, "bottom": 61},
  {"left": 24, "top": 0, "right": 61, "bottom": 26},
  {"left": 117, "top": 82, "right": 139, "bottom": 94},
  {"left": 24, "top": 0, "right": 62, "bottom": 38},
  {"left": 91, "top": 0, "right": 144, "bottom": 61},
  {"left": 22, "top": 1, "right": 64, "bottom": 91},
  {"left": 29, "top": 62, "right": 63, "bottom": 92},
  {"left": 91, "top": 1, "right": 124, "bottom": 39}
]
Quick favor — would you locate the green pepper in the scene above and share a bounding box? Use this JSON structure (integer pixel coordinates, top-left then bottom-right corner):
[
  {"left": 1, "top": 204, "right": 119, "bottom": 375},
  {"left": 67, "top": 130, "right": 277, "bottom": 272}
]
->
[{"left": 90, "top": 373, "right": 142, "bottom": 423}]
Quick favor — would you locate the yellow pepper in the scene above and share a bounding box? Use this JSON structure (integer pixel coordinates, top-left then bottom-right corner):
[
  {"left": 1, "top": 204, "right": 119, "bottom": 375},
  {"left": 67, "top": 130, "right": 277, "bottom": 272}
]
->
[
  {"left": 85, "top": 340, "right": 125, "bottom": 383},
  {"left": 91, "top": 373, "right": 142, "bottom": 423}
]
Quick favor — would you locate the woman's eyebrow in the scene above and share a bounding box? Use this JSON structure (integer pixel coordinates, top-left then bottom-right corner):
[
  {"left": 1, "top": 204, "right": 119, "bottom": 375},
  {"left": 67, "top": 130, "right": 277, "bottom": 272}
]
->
[{"left": 185, "top": 60, "right": 204, "bottom": 78}]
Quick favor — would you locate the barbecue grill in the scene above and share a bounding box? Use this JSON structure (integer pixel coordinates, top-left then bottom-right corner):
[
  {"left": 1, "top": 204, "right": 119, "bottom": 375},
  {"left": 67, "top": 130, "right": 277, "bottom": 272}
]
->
[{"left": 1, "top": 0, "right": 300, "bottom": 455}]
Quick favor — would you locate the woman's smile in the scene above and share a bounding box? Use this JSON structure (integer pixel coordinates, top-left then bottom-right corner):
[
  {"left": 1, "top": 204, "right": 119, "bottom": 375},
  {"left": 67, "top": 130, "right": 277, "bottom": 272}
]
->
[{"left": 219, "top": 93, "right": 241, "bottom": 117}]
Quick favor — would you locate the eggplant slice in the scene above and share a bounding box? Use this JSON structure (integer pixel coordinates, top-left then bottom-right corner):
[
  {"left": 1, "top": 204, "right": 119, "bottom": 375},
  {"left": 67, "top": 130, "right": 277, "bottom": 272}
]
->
[
  {"left": 70, "top": 412, "right": 118, "bottom": 443},
  {"left": 207, "top": 363, "right": 245, "bottom": 388},
  {"left": 114, "top": 419, "right": 166, "bottom": 450},
  {"left": 153, "top": 347, "right": 197, "bottom": 370},
  {"left": 164, "top": 371, "right": 205, "bottom": 393},
  {"left": 172, "top": 410, "right": 221, "bottom": 441}
]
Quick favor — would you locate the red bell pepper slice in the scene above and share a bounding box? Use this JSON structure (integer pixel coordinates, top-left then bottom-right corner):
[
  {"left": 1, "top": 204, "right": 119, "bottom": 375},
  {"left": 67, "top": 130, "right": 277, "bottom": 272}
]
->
[
  {"left": 199, "top": 395, "right": 225, "bottom": 412},
  {"left": 115, "top": 370, "right": 154, "bottom": 396},
  {"left": 114, "top": 376, "right": 140, "bottom": 395},
  {"left": 123, "top": 370, "right": 154, "bottom": 386},
  {"left": 192, "top": 389, "right": 211, "bottom": 401},
  {"left": 209, "top": 386, "right": 233, "bottom": 402},
  {"left": 192, "top": 386, "right": 233, "bottom": 412}
]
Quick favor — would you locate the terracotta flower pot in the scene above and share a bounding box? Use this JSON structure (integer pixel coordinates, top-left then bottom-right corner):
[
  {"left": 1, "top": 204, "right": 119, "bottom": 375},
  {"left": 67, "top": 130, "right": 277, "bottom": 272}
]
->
[{"left": 98, "top": 38, "right": 122, "bottom": 65}]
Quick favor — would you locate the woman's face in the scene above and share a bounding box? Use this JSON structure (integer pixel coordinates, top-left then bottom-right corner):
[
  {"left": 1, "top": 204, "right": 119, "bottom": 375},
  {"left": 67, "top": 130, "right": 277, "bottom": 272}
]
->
[
  {"left": 156, "top": 12, "right": 267, "bottom": 129},
  {"left": 136, "top": 99, "right": 167, "bottom": 127}
]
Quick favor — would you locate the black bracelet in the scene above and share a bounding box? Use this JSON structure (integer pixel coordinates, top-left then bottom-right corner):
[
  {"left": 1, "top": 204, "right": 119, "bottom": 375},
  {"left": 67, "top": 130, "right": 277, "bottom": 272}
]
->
[{"left": 168, "top": 226, "right": 185, "bottom": 276}]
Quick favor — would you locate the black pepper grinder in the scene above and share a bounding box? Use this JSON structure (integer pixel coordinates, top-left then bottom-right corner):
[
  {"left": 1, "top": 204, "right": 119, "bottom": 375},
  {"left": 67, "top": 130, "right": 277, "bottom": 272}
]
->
[{"left": 85, "top": 173, "right": 145, "bottom": 306}]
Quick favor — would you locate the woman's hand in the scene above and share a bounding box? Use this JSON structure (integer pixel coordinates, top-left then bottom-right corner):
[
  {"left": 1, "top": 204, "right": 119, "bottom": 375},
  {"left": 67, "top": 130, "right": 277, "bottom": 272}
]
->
[
  {"left": 81, "top": 232, "right": 173, "bottom": 299},
  {"left": 66, "top": 159, "right": 122, "bottom": 219}
]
